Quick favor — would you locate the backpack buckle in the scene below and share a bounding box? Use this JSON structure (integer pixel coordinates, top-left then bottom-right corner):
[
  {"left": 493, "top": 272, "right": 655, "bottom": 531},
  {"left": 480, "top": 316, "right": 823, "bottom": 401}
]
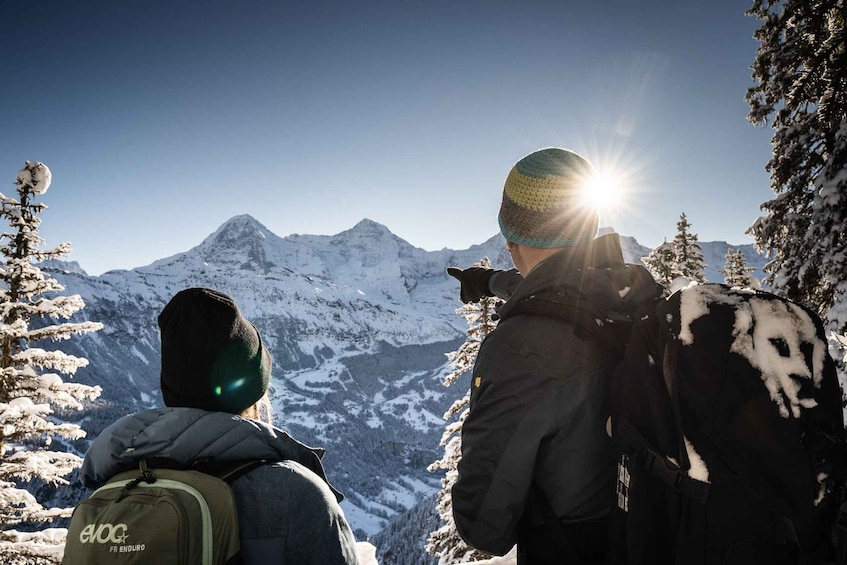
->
[
  {"left": 139, "top": 460, "right": 157, "bottom": 484},
  {"left": 115, "top": 461, "right": 158, "bottom": 502}
]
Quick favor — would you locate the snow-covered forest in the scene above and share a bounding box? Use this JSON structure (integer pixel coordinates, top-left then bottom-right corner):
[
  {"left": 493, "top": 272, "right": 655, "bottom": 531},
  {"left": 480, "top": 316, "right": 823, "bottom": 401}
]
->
[{"left": 0, "top": 1, "right": 845, "bottom": 564}]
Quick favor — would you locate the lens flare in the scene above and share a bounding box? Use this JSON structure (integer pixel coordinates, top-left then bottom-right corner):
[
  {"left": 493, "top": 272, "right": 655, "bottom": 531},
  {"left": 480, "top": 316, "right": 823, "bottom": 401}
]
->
[{"left": 582, "top": 171, "right": 623, "bottom": 211}]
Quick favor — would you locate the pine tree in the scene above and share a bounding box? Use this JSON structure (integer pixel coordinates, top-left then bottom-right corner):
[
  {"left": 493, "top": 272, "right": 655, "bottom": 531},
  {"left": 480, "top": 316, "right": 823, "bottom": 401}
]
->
[
  {"left": 642, "top": 239, "right": 677, "bottom": 288},
  {"left": 672, "top": 212, "right": 707, "bottom": 283},
  {"left": 0, "top": 162, "right": 103, "bottom": 564},
  {"left": 721, "top": 248, "right": 757, "bottom": 288},
  {"left": 427, "top": 258, "right": 499, "bottom": 564},
  {"left": 746, "top": 0, "right": 847, "bottom": 336}
]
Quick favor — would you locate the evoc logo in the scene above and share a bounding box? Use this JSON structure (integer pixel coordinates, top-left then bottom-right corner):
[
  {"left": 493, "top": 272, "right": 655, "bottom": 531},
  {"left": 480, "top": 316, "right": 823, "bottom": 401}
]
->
[{"left": 79, "top": 523, "right": 129, "bottom": 544}]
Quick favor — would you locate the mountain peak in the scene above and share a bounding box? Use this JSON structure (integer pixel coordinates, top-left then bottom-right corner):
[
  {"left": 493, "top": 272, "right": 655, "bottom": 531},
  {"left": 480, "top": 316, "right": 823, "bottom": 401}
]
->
[
  {"left": 350, "top": 218, "right": 391, "bottom": 234},
  {"left": 192, "top": 214, "right": 282, "bottom": 272},
  {"left": 333, "top": 218, "right": 399, "bottom": 245},
  {"left": 202, "top": 214, "right": 272, "bottom": 245},
  {"left": 217, "top": 214, "right": 268, "bottom": 233}
]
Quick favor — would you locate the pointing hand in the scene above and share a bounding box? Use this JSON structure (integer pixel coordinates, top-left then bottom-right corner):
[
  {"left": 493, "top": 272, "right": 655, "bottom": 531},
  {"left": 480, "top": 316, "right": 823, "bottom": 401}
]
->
[{"left": 446, "top": 267, "right": 496, "bottom": 304}]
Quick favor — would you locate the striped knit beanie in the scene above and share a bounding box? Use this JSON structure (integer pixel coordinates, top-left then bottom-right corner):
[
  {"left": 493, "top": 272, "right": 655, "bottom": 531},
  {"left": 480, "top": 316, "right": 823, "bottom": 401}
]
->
[{"left": 498, "top": 148, "right": 599, "bottom": 248}]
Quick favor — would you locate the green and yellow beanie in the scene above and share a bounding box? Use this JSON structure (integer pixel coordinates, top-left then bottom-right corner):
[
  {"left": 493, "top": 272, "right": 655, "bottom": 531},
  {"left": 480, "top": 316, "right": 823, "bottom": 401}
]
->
[{"left": 498, "top": 148, "right": 599, "bottom": 248}]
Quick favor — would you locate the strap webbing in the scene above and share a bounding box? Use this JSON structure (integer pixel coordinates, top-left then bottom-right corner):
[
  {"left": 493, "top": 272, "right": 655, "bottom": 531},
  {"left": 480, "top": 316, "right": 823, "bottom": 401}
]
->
[
  {"left": 193, "top": 459, "right": 268, "bottom": 483},
  {"left": 615, "top": 418, "right": 710, "bottom": 504}
]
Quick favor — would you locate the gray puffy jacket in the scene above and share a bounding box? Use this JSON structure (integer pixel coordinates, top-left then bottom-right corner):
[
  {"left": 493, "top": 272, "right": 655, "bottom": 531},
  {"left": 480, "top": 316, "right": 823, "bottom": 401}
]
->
[{"left": 81, "top": 407, "right": 359, "bottom": 564}]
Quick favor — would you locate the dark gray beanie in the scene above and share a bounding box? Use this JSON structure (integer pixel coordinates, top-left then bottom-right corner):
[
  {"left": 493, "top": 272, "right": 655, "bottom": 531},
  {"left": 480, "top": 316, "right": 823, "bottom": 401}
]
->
[{"left": 158, "top": 288, "right": 271, "bottom": 414}]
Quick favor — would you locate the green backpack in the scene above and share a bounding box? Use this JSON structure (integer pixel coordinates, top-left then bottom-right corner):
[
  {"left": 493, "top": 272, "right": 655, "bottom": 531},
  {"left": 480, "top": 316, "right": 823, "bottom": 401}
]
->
[{"left": 63, "top": 459, "right": 264, "bottom": 565}]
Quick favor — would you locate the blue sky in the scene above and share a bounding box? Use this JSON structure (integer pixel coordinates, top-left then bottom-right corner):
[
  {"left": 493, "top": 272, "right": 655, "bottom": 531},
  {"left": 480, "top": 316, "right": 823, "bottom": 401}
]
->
[{"left": 1, "top": 0, "right": 773, "bottom": 275}]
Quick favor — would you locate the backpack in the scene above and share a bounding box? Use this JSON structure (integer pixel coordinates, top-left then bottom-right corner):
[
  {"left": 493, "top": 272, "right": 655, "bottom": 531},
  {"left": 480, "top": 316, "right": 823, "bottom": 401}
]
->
[
  {"left": 63, "top": 459, "right": 265, "bottom": 565},
  {"left": 608, "top": 282, "right": 847, "bottom": 565}
]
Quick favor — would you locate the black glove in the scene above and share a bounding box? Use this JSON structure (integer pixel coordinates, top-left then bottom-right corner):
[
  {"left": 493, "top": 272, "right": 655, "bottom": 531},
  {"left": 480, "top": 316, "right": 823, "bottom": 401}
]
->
[{"left": 446, "top": 267, "right": 496, "bottom": 303}]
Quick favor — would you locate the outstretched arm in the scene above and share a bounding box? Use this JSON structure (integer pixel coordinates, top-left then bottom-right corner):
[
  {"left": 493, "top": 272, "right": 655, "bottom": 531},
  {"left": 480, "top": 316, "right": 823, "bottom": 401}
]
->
[{"left": 447, "top": 267, "right": 522, "bottom": 303}]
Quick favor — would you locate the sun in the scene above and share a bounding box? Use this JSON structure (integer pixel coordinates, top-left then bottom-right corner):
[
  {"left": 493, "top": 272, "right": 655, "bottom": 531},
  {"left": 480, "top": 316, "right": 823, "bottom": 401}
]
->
[{"left": 581, "top": 170, "right": 625, "bottom": 212}]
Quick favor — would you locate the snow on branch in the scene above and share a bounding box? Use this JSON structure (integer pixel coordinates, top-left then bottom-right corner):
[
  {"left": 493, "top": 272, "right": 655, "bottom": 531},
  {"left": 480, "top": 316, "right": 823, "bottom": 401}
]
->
[
  {"left": 2, "top": 368, "right": 101, "bottom": 408},
  {"left": 0, "top": 527, "right": 67, "bottom": 565},
  {"left": 0, "top": 318, "right": 28, "bottom": 341},
  {"left": 0, "top": 397, "right": 89, "bottom": 443},
  {"left": 0, "top": 294, "right": 87, "bottom": 321},
  {"left": 0, "top": 480, "right": 71, "bottom": 526},
  {"left": 14, "top": 162, "right": 52, "bottom": 194},
  {"left": 0, "top": 395, "right": 53, "bottom": 424},
  {"left": 29, "top": 241, "right": 74, "bottom": 263},
  {"left": 31, "top": 294, "right": 88, "bottom": 319},
  {"left": 0, "top": 448, "right": 84, "bottom": 485},
  {"left": 25, "top": 321, "right": 105, "bottom": 343},
  {"left": 11, "top": 348, "right": 92, "bottom": 374}
]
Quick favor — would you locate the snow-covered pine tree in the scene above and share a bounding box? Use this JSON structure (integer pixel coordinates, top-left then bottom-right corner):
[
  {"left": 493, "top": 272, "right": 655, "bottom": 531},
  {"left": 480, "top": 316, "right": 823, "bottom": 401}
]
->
[
  {"left": 642, "top": 239, "right": 677, "bottom": 288},
  {"left": 746, "top": 0, "right": 846, "bottom": 328},
  {"left": 672, "top": 212, "right": 707, "bottom": 283},
  {"left": 745, "top": 0, "right": 847, "bottom": 389},
  {"left": 721, "top": 248, "right": 757, "bottom": 288},
  {"left": 0, "top": 162, "right": 103, "bottom": 564},
  {"left": 427, "top": 258, "right": 499, "bottom": 564}
]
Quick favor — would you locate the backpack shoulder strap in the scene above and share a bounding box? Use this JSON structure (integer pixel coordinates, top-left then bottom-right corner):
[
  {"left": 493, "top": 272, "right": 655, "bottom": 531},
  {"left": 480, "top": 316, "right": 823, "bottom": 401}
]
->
[
  {"left": 192, "top": 459, "right": 269, "bottom": 483},
  {"left": 117, "top": 458, "right": 269, "bottom": 484},
  {"left": 612, "top": 288, "right": 710, "bottom": 504},
  {"left": 662, "top": 334, "right": 693, "bottom": 473}
]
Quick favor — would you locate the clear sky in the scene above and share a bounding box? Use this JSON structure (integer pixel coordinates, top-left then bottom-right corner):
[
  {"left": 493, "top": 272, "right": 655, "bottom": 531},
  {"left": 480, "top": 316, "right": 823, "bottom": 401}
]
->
[{"left": 0, "top": 0, "right": 774, "bottom": 276}]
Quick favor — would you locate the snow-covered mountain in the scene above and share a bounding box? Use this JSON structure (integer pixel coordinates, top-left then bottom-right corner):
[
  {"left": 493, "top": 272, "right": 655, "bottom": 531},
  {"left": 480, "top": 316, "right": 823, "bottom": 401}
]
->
[{"left": 44, "top": 215, "right": 767, "bottom": 539}]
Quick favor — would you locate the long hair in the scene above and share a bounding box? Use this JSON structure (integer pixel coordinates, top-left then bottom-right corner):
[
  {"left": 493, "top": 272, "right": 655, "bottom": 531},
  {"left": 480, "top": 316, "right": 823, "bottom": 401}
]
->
[{"left": 239, "top": 391, "right": 274, "bottom": 425}]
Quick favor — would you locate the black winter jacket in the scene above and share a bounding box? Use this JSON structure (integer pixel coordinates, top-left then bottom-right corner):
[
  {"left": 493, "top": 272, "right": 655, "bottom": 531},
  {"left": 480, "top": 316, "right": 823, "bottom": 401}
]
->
[{"left": 452, "top": 235, "right": 661, "bottom": 564}]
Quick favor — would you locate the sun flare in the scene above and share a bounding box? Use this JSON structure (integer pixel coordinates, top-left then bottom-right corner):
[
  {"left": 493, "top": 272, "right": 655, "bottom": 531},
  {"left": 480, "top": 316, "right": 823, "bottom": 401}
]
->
[{"left": 582, "top": 170, "right": 624, "bottom": 211}]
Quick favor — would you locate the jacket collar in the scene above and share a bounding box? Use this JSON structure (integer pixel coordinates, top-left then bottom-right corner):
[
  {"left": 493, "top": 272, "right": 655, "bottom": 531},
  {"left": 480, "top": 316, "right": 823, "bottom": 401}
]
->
[
  {"left": 499, "top": 233, "right": 626, "bottom": 316},
  {"left": 80, "top": 407, "right": 343, "bottom": 501}
]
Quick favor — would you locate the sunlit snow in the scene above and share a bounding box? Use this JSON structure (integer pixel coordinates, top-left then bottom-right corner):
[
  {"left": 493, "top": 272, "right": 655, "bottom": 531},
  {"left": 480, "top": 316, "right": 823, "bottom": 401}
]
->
[{"left": 678, "top": 284, "right": 826, "bottom": 418}]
